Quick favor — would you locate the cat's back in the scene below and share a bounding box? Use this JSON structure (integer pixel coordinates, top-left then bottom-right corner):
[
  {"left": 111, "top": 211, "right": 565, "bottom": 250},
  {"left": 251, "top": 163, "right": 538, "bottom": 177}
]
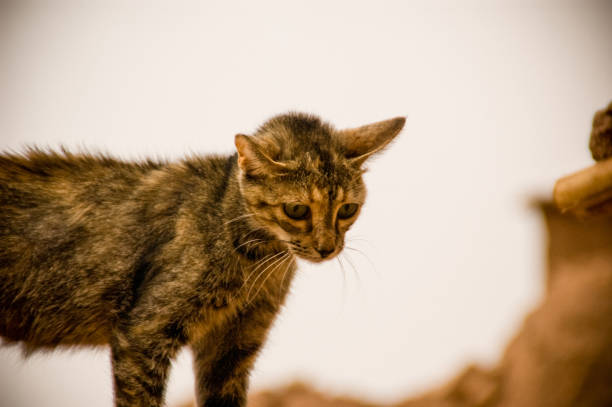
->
[
  {"left": 0, "top": 149, "right": 171, "bottom": 239},
  {"left": 0, "top": 149, "right": 236, "bottom": 349},
  {"left": 0, "top": 148, "right": 232, "bottom": 264},
  {"left": 0, "top": 149, "right": 174, "bottom": 263},
  {"left": 0, "top": 149, "right": 163, "bottom": 204},
  {"left": 0, "top": 150, "right": 171, "bottom": 347},
  {"left": 0, "top": 149, "right": 161, "bottom": 259}
]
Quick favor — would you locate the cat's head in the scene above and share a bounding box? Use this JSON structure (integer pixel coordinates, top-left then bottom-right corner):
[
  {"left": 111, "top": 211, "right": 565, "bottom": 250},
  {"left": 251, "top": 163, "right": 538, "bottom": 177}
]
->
[{"left": 235, "top": 112, "right": 404, "bottom": 262}]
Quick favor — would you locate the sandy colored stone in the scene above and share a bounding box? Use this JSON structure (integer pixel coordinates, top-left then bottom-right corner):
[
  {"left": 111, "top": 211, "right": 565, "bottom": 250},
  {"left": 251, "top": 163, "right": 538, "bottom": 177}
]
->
[
  {"left": 553, "top": 101, "right": 612, "bottom": 215},
  {"left": 589, "top": 101, "right": 612, "bottom": 161},
  {"left": 553, "top": 158, "right": 612, "bottom": 214}
]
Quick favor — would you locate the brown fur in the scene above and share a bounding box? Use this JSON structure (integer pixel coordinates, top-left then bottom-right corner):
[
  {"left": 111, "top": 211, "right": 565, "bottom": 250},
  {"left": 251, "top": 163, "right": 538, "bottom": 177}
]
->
[{"left": 0, "top": 112, "right": 404, "bottom": 407}]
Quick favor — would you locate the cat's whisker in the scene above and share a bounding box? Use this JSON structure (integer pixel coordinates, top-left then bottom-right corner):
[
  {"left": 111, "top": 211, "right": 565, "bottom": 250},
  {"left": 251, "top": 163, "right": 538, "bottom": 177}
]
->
[
  {"left": 242, "top": 226, "right": 266, "bottom": 237},
  {"left": 341, "top": 252, "right": 362, "bottom": 290},
  {"left": 243, "top": 254, "right": 278, "bottom": 284},
  {"left": 336, "top": 256, "right": 348, "bottom": 310},
  {"left": 252, "top": 252, "right": 292, "bottom": 307},
  {"left": 243, "top": 251, "right": 285, "bottom": 283},
  {"left": 232, "top": 227, "right": 269, "bottom": 248},
  {"left": 223, "top": 213, "right": 255, "bottom": 226},
  {"left": 344, "top": 245, "right": 378, "bottom": 277},
  {"left": 277, "top": 255, "right": 294, "bottom": 307},
  {"left": 246, "top": 251, "right": 289, "bottom": 304},
  {"left": 245, "top": 251, "right": 288, "bottom": 294},
  {"left": 234, "top": 238, "right": 266, "bottom": 252},
  {"left": 277, "top": 239, "right": 300, "bottom": 249},
  {"left": 347, "top": 236, "right": 373, "bottom": 245}
]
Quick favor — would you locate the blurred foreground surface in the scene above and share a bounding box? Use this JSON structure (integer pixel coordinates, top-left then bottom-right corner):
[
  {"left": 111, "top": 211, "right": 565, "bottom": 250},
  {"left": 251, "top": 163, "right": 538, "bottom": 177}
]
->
[{"left": 180, "top": 201, "right": 612, "bottom": 407}]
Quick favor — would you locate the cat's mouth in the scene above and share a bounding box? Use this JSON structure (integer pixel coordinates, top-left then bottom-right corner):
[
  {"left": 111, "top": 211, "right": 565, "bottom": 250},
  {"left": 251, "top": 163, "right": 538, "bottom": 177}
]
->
[
  {"left": 287, "top": 244, "right": 339, "bottom": 263},
  {"left": 296, "top": 252, "right": 337, "bottom": 263}
]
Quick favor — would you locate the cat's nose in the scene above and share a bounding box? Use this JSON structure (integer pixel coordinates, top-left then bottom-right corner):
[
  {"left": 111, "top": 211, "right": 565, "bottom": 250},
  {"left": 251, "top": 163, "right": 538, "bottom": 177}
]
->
[{"left": 316, "top": 248, "right": 334, "bottom": 258}]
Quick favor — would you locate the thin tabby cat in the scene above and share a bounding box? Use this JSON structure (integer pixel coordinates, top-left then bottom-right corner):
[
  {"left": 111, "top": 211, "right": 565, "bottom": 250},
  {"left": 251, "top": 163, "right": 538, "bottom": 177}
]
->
[{"left": 0, "top": 112, "right": 404, "bottom": 407}]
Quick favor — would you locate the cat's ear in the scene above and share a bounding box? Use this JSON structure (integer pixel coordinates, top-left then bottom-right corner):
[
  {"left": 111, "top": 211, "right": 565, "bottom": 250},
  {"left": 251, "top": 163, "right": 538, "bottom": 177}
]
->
[
  {"left": 234, "top": 134, "right": 288, "bottom": 177},
  {"left": 337, "top": 117, "right": 405, "bottom": 166}
]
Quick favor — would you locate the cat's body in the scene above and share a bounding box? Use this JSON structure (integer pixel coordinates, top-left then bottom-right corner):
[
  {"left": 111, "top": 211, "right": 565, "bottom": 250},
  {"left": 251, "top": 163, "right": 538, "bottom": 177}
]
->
[{"left": 0, "top": 113, "right": 404, "bottom": 407}]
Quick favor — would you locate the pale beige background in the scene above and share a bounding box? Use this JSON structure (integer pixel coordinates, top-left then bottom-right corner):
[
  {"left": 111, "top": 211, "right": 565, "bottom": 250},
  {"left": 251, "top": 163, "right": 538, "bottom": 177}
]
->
[{"left": 1, "top": 1, "right": 611, "bottom": 407}]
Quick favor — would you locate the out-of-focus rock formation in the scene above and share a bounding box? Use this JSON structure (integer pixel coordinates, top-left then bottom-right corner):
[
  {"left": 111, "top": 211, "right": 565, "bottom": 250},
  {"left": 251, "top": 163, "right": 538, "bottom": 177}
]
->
[
  {"left": 589, "top": 101, "right": 612, "bottom": 162},
  {"left": 492, "top": 203, "right": 612, "bottom": 407},
  {"left": 555, "top": 101, "right": 612, "bottom": 215},
  {"left": 396, "top": 203, "right": 612, "bottom": 407}
]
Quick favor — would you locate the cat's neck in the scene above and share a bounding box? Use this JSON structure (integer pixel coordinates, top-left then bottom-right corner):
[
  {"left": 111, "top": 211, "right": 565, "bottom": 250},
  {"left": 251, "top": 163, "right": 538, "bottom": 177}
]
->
[{"left": 222, "top": 156, "right": 288, "bottom": 262}]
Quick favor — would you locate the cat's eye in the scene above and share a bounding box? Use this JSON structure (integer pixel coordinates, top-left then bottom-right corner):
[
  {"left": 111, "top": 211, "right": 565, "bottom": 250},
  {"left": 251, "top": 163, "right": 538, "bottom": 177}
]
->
[
  {"left": 283, "top": 203, "right": 310, "bottom": 220},
  {"left": 337, "top": 203, "right": 359, "bottom": 219}
]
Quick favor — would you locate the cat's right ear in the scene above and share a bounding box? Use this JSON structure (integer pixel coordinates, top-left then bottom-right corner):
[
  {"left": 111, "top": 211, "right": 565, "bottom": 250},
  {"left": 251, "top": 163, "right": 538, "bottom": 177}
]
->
[
  {"left": 337, "top": 116, "right": 405, "bottom": 167},
  {"left": 234, "top": 134, "right": 288, "bottom": 177}
]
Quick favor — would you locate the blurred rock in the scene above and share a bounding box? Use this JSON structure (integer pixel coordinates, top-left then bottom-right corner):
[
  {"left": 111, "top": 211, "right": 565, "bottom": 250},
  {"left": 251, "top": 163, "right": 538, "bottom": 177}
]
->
[
  {"left": 589, "top": 101, "right": 612, "bottom": 161},
  {"left": 495, "top": 203, "right": 612, "bottom": 407}
]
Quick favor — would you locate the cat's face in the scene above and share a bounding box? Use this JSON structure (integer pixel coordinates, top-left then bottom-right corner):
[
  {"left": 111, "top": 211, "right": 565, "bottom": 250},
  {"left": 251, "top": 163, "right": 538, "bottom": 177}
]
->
[
  {"left": 235, "top": 113, "right": 404, "bottom": 262},
  {"left": 238, "top": 162, "right": 366, "bottom": 262}
]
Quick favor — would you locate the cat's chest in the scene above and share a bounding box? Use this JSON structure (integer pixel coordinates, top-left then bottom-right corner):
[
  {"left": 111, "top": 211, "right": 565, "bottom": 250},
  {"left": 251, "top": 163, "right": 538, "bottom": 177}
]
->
[{"left": 185, "top": 257, "right": 296, "bottom": 344}]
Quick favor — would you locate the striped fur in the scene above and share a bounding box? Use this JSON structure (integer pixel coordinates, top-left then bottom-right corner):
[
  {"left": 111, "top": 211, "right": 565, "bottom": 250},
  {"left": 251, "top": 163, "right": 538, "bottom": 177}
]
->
[{"left": 0, "top": 112, "right": 404, "bottom": 407}]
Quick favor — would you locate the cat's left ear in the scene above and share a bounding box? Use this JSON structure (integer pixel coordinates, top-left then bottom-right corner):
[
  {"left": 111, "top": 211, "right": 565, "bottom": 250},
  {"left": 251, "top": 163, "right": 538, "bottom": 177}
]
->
[
  {"left": 234, "top": 134, "right": 288, "bottom": 177},
  {"left": 337, "top": 116, "right": 405, "bottom": 166}
]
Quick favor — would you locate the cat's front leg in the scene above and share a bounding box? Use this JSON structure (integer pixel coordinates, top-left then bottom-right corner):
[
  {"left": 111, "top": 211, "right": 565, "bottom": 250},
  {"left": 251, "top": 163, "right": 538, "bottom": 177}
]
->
[
  {"left": 110, "top": 311, "right": 187, "bottom": 407},
  {"left": 191, "top": 298, "right": 280, "bottom": 407}
]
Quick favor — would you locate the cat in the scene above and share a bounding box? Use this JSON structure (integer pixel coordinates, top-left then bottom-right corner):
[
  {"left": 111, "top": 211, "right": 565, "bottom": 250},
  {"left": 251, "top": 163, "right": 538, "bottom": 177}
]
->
[{"left": 0, "top": 112, "right": 405, "bottom": 407}]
